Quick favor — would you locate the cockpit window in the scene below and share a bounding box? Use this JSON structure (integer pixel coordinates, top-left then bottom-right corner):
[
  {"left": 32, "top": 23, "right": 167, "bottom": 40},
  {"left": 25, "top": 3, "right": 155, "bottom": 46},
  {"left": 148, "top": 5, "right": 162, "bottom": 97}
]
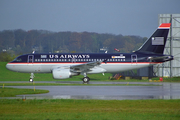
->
[
  {"left": 16, "top": 58, "right": 22, "bottom": 62},
  {"left": 11, "top": 55, "right": 27, "bottom": 63},
  {"left": 13, "top": 57, "right": 22, "bottom": 62}
]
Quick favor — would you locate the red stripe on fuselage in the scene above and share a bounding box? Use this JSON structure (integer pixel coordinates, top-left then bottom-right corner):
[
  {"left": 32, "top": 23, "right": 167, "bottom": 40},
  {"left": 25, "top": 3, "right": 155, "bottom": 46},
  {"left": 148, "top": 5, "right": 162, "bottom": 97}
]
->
[{"left": 7, "top": 62, "right": 162, "bottom": 65}]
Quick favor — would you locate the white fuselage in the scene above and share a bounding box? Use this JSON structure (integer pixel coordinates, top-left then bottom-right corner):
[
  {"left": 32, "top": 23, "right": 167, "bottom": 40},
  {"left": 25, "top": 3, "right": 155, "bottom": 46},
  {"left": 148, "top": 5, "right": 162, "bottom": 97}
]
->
[{"left": 6, "top": 62, "right": 154, "bottom": 74}]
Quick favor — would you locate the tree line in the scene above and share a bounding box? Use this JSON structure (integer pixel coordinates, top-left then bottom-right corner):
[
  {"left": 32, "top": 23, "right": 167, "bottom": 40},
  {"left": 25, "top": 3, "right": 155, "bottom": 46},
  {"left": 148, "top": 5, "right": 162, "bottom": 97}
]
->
[{"left": 0, "top": 29, "right": 147, "bottom": 61}]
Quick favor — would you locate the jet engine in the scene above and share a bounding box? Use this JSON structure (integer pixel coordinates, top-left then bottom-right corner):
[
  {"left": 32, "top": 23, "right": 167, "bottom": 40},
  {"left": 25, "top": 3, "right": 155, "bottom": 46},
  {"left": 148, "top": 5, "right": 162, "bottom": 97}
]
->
[{"left": 52, "top": 68, "right": 79, "bottom": 79}]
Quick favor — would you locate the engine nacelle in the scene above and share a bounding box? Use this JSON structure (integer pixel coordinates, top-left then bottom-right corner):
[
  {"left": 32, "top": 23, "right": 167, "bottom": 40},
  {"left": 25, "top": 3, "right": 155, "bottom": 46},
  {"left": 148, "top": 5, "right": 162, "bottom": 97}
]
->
[{"left": 52, "top": 68, "right": 79, "bottom": 79}]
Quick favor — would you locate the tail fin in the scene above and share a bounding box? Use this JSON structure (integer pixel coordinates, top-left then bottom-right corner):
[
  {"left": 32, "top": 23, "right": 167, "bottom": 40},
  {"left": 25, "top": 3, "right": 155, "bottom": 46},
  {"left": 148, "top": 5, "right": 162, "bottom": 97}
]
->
[{"left": 136, "top": 23, "right": 171, "bottom": 54}]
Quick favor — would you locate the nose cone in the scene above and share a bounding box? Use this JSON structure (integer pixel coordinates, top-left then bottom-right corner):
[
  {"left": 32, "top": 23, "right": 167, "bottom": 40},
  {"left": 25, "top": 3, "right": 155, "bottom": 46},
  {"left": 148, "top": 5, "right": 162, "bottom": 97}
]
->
[
  {"left": 6, "top": 63, "right": 15, "bottom": 71},
  {"left": 6, "top": 63, "right": 11, "bottom": 70}
]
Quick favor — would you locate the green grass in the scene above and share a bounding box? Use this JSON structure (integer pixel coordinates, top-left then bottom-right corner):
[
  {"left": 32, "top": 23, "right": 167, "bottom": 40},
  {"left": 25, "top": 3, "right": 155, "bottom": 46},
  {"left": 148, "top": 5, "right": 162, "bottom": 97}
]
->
[
  {"left": 0, "top": 87, "right": 49, "bottom": 97},
  {"left": 0, "top": 99, "right": 179, "bottom": 120}
]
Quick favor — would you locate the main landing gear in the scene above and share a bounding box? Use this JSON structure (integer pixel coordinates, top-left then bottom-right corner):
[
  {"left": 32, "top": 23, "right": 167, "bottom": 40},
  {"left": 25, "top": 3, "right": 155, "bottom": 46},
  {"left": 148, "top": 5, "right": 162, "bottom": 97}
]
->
[
  {"left": 83, "top": 77, "right": 90, "bottom": 84},
  {"left": 82, "top": 73, "right": 90, "bottom": 84},
  {"left": 29, "top": 73, "right": 35, "bottom": 82}
]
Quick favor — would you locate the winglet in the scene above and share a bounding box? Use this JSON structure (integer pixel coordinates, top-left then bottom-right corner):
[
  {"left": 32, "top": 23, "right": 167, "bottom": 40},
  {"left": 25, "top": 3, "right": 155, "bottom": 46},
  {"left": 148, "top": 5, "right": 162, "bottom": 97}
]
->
[{"left": 158, "top": 23, "right": 171, "bottom": 29}]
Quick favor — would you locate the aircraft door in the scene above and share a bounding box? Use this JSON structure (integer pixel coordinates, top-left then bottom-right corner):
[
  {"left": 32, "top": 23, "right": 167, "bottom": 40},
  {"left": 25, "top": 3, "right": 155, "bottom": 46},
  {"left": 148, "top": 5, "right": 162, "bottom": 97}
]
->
[
  {"left": 131, "top": 54, "right": 137, "bottom": 64},
  {"left": 28, "top": 55, "right": 34, "bottom": 63}
]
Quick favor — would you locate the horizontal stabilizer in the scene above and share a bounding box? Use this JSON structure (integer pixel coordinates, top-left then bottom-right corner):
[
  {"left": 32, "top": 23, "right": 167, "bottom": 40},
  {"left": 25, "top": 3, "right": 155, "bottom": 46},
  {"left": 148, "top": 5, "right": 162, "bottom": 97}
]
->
[{"left": 148, "top": 55, "right": 173, "bottom": 62}]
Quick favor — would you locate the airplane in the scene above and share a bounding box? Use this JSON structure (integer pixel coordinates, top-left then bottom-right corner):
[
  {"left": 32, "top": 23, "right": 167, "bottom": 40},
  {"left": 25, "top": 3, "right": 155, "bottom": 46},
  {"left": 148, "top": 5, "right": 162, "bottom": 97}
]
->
[{"left": 6, "top": 23, "right": 173, "bottom": 83}]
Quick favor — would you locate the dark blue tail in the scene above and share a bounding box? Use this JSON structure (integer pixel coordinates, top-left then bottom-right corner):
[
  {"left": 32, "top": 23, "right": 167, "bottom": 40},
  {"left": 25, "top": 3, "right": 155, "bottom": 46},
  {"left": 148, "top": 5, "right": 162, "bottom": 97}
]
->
[{"left": 136, "top": 23, "right": 171, "bottom": 54}]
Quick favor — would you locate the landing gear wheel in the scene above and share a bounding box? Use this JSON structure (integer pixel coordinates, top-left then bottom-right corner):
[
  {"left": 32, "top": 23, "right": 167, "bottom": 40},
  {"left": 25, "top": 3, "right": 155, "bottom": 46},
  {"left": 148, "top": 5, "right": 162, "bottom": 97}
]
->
[
  {"left": 82, "top": 77, "right": 90, "bottom": 84},
  {"left": 29, "top": 78, "right": 33, "bottom": 82},
  {"left": 29, "top": 73, "right": 35, "bottom": 82}
]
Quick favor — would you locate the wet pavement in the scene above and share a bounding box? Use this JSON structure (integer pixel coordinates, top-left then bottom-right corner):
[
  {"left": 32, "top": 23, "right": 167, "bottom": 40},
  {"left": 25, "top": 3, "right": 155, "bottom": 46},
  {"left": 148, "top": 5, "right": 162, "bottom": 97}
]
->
[{"left": 1, "top": 81, "right": 180, "bottom": 100}]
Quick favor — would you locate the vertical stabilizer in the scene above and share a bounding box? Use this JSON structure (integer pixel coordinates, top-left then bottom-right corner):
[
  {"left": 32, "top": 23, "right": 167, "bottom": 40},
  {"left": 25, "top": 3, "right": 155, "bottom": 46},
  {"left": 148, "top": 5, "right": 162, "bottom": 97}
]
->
[{"left": 136, "top": 23, "right": 171, "bottom": 54}]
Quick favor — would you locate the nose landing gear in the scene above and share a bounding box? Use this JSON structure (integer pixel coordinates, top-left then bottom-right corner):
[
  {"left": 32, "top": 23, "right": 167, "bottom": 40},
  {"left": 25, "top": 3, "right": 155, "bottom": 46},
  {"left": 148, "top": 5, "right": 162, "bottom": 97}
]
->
[
  {"left": 29, "top": 73, "right": 35, "bottom": 82},
  {"left": 82, "top": 72, "right": 90, "bottom": 84}
]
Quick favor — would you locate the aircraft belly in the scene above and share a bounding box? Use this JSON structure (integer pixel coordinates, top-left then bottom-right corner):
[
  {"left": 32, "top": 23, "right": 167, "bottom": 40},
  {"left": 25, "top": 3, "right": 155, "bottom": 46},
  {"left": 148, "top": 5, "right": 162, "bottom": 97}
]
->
[
  {"left": 20, "top": 64, "right": 43, "bottom": 73},
  {"left": 6, "top": 64, "right": 34, "bottom": 73},
  {"left": 33, "top": 64, "right": 52, "bottom": 73},
  {"left": 101, "top": 63, "right": 150, "bottom": 73},
  {"left": 7, "top": 64, "right": 48, "bottom": 73}
]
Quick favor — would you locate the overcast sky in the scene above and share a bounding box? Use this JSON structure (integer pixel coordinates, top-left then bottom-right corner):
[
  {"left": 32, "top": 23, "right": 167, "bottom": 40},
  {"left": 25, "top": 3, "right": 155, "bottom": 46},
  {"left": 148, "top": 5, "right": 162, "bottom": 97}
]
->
[{"left": 0, "top": 0, "right": 179, "bottom": 37}]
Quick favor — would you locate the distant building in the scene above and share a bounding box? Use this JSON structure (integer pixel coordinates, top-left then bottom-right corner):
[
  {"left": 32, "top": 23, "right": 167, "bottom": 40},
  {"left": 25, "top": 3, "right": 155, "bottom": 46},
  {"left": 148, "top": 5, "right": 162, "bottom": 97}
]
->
[
  {"left": 2, "top": 49, "right": 7, "bottom": 52},
  {"left": 154, "top": 14, "right": 180, "bottom": 77}
]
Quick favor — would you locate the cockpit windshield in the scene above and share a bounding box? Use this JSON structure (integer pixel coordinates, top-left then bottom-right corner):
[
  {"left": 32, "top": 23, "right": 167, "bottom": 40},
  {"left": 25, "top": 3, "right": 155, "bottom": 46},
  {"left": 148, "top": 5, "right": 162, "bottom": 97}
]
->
[
  {"left": 13, "top": 57, "right": 22, "bottom": 62},
  {"left": 12, "top": 55, "right": 27, "bottom": 62}
]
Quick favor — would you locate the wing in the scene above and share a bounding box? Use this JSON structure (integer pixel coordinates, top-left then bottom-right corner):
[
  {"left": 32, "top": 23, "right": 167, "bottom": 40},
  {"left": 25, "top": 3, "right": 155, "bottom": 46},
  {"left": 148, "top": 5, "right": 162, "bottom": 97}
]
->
[
  {"left": 52, "top": 61, "right": 106, "bottom": 79},
  {"left": 70, "top": 61, "right": 106, "bottom": 73}
]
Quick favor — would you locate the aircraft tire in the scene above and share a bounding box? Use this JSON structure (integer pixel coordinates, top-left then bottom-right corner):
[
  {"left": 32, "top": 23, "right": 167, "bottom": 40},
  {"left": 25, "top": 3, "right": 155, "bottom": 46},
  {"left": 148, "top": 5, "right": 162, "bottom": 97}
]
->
[
  {"left": 29, "top": 78, "right": 33, "bottom": 82},
  {"left": 83, "top": 77, "right": 90, "bottom": 83}
]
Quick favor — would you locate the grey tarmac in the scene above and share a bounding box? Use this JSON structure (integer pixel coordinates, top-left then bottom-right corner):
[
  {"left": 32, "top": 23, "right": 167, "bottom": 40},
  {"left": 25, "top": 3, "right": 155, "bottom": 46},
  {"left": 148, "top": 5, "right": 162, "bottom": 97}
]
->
[{"left": 1, "top": 81, "right": 180, "bottom": 100}]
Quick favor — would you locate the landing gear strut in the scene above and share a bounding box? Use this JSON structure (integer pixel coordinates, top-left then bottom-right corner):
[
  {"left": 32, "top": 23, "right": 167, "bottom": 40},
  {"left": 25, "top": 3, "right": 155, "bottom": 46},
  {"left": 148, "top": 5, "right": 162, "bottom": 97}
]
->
[
  {"left": 82, "top": 73, "right": 90, "bottom": 84},
  {"left": 29, "top": 73, "right": 35, "bottom": 82}
]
